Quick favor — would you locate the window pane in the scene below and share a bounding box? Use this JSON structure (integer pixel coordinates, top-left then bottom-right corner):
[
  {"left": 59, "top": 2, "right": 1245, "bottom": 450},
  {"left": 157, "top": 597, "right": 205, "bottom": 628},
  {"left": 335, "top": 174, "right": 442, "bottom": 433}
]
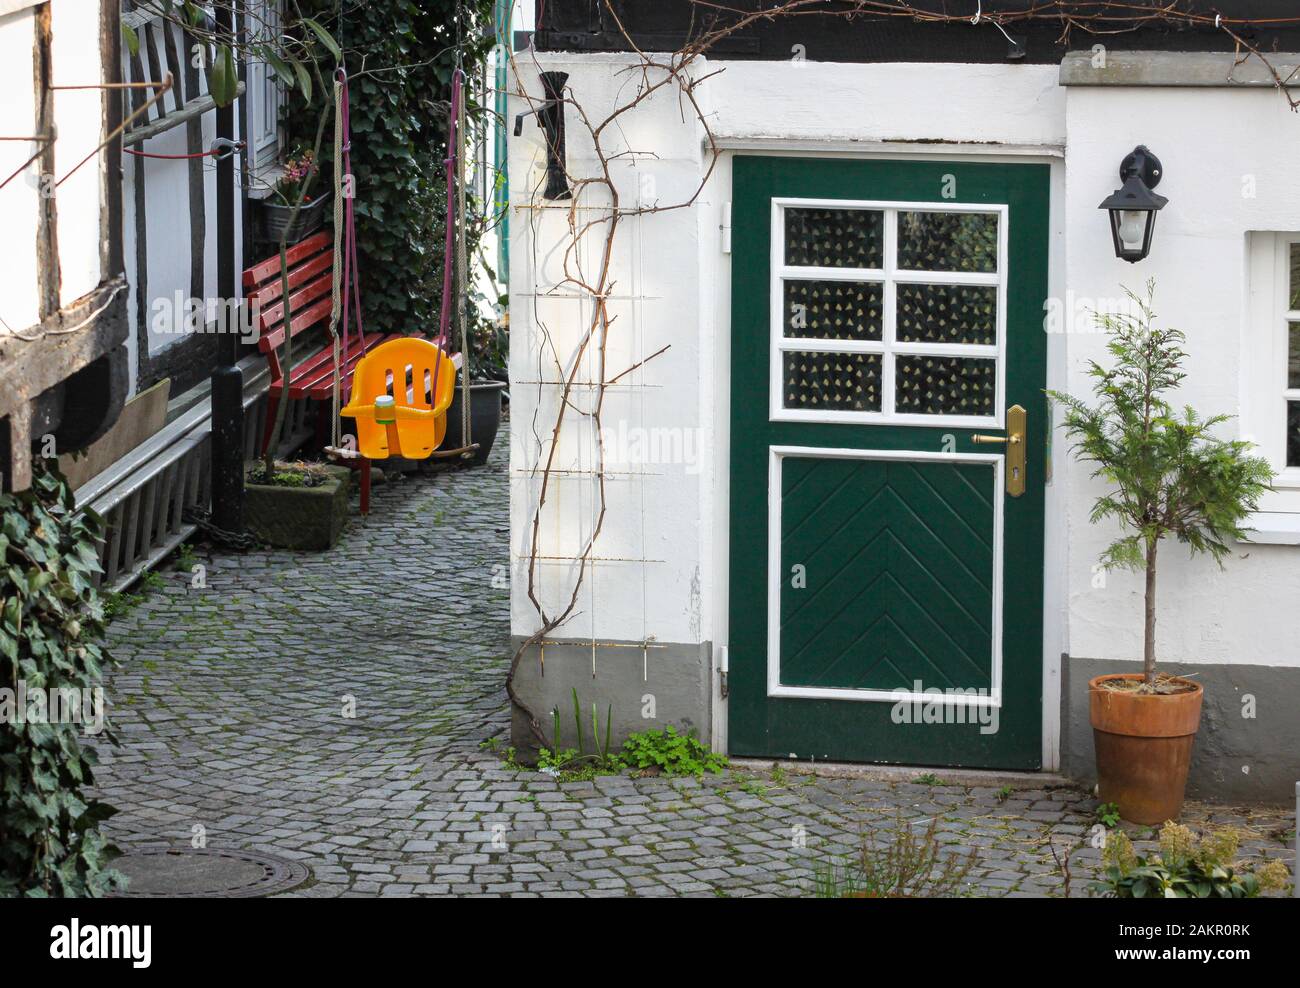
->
[
  {"left": 784, "top": 207, "right": 883, "bottom": 268},
  {"left": 897, "top": 211, "right": 997, "bottom": 273},
  {"left": 783, "top": 279, "right": 883, "bottom": 342},
  {"left": 897, "top": 283, "right": 998, "bottom": 345},
  {"left": 1289, "top": 401, "right": 1300, "bottom": 468},
  {"left": 1290, "top": 322, "right": 1300, "bottom": 389},
  {"left": 1290, "top": 244, "right": 1300, "bottom": 311},
  {"left": 782, "top": 351, "right": 882, "bottom": 412},
  {"left": 896, "top": 354, "right": 996, "bottom": 416}
]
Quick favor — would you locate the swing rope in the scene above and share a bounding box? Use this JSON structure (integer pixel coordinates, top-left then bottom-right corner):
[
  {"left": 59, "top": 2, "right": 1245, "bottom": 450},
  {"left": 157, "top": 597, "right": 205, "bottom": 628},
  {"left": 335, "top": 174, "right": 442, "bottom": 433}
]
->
[
  {"left": 329, "top": 73, "right": 345, "bottom": 449},
  {"left": 454, "top": 62, "right": 473, "bottom": 456},
  {"left": 327, "top": 14, "right": 476, "bottom": 461},
  {"left": 328, "top": 67, "right": 366, "bottom": 451}
]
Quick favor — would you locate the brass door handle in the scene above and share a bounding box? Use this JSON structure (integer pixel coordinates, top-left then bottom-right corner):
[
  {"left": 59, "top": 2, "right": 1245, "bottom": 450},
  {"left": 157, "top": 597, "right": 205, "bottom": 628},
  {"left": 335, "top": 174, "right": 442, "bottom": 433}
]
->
[{"left": 971, "top": 404, "right": 1026, "bottom": 497}]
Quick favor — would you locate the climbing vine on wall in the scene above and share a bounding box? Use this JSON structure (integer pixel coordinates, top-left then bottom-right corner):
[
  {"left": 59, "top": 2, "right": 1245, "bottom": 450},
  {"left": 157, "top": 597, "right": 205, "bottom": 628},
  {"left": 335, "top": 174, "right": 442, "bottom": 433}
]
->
[{"left": 0, "top": 465, "right": 121, "bottom": 897}]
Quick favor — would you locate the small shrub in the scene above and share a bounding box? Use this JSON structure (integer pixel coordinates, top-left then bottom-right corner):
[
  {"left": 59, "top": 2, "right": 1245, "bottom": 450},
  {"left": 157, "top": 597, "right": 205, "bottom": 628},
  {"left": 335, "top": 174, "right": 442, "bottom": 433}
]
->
[
  {"left": 620, "top": 726, "right": 727, "bottom": 778},
  {"left": 814, "top": 813, "right": 976, "bottom": 898},
  {"left": 1047, "top": 283, "right": 1273, "bottom": 683},
  {"left": 1094, "top": 823, "right": 1292, "bottom": 898},
  {"left": 1096, "top": 802, "right": 1122, "bottom": 829},
  {"left": 245, "top": 460, "right": 330, "bottom": 488}
]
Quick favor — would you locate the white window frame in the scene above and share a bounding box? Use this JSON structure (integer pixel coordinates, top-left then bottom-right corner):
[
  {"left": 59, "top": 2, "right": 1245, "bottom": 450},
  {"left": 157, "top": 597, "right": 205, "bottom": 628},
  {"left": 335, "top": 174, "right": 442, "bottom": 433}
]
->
[
  {"left": 769, "top": 197, "right": 1008, "bottom": 429},
  {"left": 245, "top": 0, "right": 284, "bottom": 190},
  {"left": 1244, "top": 234, "right": 1300, "bottom": 525}
]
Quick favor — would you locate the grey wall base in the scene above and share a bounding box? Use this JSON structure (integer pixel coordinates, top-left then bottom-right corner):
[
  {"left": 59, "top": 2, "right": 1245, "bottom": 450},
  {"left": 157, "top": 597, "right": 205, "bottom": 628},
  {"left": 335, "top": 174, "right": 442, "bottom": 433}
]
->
[
  {"left": 1061, "top": 656, "right": 1300, "bottom": 805},
  {"left": 509, "top": 637, "right": 712, "bottom": 763}
]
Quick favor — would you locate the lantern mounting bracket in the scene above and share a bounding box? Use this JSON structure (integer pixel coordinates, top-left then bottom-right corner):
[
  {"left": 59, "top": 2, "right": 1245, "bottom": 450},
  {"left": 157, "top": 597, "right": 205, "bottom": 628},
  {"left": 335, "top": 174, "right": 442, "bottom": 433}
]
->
[{"left": 1119, "top": 145, "right": 1162, "bottom": 190}]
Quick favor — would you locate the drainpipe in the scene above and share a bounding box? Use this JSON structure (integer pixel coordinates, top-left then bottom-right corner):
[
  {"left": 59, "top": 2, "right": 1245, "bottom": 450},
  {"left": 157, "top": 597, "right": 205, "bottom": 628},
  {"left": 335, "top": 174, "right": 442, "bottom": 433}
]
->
[
  {"left": 495, "top": 0, "right": 510, "bottom": 283},
  {"left": 210, "top": 0, "right": 244, "bottom": 532}
]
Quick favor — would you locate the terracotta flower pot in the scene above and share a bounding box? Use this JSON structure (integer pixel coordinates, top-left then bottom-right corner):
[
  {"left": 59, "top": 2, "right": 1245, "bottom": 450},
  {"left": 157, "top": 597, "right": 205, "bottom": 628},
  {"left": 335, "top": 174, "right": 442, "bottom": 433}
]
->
[{"left": 1089, "top": 673, "right": 1203, "bottom": 825}]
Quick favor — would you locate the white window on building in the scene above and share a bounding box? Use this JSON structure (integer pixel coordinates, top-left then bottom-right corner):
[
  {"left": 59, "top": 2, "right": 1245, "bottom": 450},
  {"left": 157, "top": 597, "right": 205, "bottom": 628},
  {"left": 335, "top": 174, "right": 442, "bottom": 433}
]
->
[
  {"left": 246, "top": 0, "right": 284, "bottom": 191},
  {"left": 1244, "top": 232, "right": 1300, "bottom": 540}
]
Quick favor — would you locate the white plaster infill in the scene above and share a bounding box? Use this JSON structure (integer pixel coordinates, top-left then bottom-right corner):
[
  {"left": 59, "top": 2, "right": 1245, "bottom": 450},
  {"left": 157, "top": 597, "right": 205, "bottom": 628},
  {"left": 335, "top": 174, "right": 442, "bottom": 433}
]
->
[{"left": 1061, "top": 50, "right": 1300, "bottom": 88}]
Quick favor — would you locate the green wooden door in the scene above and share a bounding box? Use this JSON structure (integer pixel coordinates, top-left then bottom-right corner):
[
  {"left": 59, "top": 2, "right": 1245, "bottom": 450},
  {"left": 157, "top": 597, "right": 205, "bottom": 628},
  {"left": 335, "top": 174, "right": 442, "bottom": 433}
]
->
[{"left": 728, "top": 155, "right": 1049, "bottom": 769}]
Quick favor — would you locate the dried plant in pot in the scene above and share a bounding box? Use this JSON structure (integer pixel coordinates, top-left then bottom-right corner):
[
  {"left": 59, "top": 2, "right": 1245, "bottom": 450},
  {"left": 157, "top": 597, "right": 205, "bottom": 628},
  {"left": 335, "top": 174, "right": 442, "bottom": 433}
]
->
[{"left": 1048, "top": 283, "right": 1273, "bottom": 825}]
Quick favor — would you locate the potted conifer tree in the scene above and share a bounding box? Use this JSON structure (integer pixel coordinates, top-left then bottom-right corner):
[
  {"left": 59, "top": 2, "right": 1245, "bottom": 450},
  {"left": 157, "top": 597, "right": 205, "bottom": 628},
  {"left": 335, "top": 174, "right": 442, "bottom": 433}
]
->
[{"left": 1048, "top": 284, "right": 1273, "bottom": 825}]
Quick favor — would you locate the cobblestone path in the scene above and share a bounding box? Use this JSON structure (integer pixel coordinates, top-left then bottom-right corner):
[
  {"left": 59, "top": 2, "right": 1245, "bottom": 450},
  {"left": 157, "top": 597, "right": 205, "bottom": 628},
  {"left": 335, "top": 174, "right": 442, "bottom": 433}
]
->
[{"left": 95, "top": 425, "right": 1295, "bottom": 897}]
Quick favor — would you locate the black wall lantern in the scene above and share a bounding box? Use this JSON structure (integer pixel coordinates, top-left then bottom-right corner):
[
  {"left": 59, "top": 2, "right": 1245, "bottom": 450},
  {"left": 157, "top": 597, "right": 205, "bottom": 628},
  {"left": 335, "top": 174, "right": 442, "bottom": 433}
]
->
[
  {"left": 1099, "top": 145, "right": 1167, "bottom": 263},
  {"left": 514, "top": 71, "right": 571, "bottom": 201}
]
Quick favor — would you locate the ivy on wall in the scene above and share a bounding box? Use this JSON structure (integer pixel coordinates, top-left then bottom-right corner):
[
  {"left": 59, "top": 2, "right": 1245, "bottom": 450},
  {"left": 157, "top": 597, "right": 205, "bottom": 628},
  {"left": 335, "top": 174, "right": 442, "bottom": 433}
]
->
[
  {"left": 0, "top": 466, "right": 121, "bottom": 897},
  {"left": 284, "top": 0, "right": 498, "bottom": 368}
]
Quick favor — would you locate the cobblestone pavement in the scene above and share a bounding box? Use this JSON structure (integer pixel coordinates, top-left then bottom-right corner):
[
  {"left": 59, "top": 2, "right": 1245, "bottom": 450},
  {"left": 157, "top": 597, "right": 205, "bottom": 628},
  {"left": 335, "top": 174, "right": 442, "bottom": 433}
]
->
[{"left": 94, "top": 424, "right": 1296, "bottom": 898}]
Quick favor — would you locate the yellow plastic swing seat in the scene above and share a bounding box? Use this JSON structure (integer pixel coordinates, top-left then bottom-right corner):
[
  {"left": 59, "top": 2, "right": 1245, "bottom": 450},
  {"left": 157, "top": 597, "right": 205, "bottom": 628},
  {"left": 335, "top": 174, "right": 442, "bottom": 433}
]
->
[{"left": 339, "top": 336, "right": 457, "bottom": 460}]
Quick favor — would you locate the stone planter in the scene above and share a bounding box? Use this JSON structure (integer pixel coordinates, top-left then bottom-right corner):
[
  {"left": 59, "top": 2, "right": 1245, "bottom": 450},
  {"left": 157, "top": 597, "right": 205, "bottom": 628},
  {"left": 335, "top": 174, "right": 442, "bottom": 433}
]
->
[
  {"left": 444, "top": 380, "right": 507, "bottom": 466},
  {"left": 243, "top": 464, "right": 351, "bottom": 550}
]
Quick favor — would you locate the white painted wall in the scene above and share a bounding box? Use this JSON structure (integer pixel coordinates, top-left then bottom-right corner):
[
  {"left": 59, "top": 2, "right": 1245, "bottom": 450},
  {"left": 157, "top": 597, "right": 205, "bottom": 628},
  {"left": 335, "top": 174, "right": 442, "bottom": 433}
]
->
[
  {"left": 0, "top": 1, "right": 111, "bottom": 335},
  {"left": 121, "top": 104, "right": 243, "bottom": 378},
  {"left": 1062, "top": 83, "right": 1300, "bottom": 670},
  {"left": 0, "top": 5, "right": 41, "bottom": 335},
  {"left": 509, "top": 54, "right": 709, "bottom": 649},
  {"left": 119, "top": 41, "right": 247, "bottom": 395},
  {"left": 49, "top": 0, "right": 103, "bottom": 308}
]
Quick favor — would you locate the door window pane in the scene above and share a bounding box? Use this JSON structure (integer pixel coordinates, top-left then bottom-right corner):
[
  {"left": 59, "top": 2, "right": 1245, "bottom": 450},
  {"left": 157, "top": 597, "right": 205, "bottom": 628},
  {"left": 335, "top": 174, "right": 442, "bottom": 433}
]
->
[
  {"left": 784, "top": 207, "right": 883, "bottom": 269},
  {"left": 783, "top": 279, "right": 883, "bottom": 342},
  {"left": 897, "top": 211, "right": 997, "bottom": 273},
  {"left": 782, "top": 351, "right": 882, "bottom": 412},
  {"left": 897, "top": 283, "right": 998, "bottom": 345},
  {"left": 895, "top": 355, "right": 996, "bottom": 416}
]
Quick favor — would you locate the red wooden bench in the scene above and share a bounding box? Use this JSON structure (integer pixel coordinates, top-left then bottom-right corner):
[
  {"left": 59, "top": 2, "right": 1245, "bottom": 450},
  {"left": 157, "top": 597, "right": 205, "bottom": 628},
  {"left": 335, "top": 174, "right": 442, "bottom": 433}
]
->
[{"left": 243, "top": 231, "right": 401, "bottom": 455}]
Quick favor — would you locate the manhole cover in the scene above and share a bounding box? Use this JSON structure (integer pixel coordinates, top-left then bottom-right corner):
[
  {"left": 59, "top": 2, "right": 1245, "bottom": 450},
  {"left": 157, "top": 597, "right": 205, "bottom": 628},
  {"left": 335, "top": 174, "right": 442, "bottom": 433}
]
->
[{"left": 111, "top": 846, "right": 309, "bottom": 898}]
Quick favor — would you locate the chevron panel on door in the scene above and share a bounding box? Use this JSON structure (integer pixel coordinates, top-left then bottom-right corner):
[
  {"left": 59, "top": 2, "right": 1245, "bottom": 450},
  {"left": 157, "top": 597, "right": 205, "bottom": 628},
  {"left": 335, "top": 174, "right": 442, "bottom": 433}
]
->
[{"left": 778, "top": 454, "right": 995, "bottom": 692}]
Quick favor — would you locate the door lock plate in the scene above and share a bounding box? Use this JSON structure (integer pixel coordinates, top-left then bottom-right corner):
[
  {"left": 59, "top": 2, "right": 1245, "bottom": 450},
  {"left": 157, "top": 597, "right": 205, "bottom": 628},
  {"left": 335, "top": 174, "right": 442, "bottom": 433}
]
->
[{"left": 972, "top": 404, "right": 1026, "bottom": 496}]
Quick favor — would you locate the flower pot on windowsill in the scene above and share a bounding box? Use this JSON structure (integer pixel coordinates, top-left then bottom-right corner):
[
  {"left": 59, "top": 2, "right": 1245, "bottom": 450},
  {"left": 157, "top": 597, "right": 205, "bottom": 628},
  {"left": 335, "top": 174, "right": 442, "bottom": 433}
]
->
[
  {"left": 254, "top": 193, "right": 331, "bottom": 245},
  {"left": 443, "top": 380, "right": 507, "bottom": 466},
  {"left": 1089, "top": 673, "right": 1204, "bottom": 826},
  {"left": 243, "top": 464, "right": 351, "bottom": 550}
]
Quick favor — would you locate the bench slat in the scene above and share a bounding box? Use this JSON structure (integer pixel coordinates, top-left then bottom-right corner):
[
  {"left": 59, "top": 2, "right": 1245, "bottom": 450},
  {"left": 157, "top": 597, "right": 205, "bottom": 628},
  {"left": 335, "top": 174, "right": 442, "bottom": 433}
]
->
[
  {"left": 255, "top": 270, "right": 334, "bottom": 347},
  {"left": 268, "top": 334, "right": 404, "bottom": 399},
  {"left": 243, "top": 231, "right": 333, "bottom": 289},
  {"left": 257, "top": 296, "right": 335, "bottom": 355},
  {"left": 246, "top": 250, "right": 334, "bottom": 309}
]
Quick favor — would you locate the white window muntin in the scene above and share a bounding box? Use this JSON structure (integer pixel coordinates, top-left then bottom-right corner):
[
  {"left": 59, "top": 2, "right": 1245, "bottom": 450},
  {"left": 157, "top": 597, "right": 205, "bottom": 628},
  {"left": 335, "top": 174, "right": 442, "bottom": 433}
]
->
[{"left": 769, "top": 197, "right": 1009, "bottom": 429}]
